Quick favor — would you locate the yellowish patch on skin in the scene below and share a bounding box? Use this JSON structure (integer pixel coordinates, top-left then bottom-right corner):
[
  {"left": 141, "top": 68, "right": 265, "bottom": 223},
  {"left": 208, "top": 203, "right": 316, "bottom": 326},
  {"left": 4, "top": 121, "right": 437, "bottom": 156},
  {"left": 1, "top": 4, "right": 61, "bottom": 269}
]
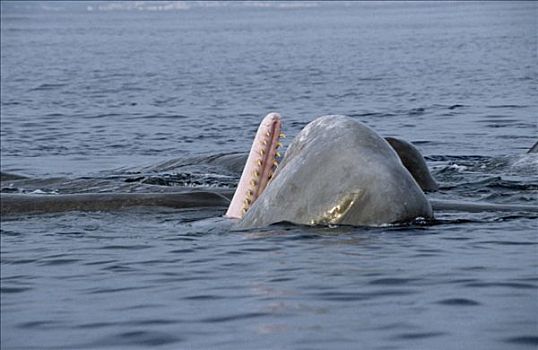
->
[{"left": 310, "top": 191, "right": 363, "bottom": 226}]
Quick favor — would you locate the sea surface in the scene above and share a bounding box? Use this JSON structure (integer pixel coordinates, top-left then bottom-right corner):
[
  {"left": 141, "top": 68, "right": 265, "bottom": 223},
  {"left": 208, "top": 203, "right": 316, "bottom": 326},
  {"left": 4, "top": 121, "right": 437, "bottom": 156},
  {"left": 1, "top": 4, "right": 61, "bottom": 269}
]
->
[{"left": 1, "top": 2, "right": 537, "bottom": 349}]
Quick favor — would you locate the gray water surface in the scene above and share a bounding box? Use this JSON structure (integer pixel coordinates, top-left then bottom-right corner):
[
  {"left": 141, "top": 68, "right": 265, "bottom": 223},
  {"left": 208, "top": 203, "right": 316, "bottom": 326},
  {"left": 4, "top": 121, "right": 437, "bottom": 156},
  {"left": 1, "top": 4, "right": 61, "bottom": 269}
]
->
[{"left": 1, "top": 2, "right": 537, "bottom": 349}]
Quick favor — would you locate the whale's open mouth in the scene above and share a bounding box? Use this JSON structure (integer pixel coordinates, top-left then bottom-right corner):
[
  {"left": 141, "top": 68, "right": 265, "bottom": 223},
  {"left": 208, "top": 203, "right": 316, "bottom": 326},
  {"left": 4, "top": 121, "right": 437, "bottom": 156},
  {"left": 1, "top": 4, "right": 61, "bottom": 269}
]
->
[{"left": 225, "top": 113, "right": 283, "bottom": 218}]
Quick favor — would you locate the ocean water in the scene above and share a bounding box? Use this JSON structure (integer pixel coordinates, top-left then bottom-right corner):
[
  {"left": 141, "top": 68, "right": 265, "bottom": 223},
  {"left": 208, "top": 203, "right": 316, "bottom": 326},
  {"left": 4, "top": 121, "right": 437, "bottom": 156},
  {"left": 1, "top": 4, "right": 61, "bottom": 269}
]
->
[{"left": 1, "top": 2, "right": 537, "bottom": 349}]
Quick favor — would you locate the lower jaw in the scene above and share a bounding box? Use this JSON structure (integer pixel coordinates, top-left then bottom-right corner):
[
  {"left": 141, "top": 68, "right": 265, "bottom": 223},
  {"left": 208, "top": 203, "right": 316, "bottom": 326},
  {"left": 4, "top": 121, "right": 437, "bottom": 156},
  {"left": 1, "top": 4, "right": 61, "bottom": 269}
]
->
[{"left": 225, "top": 113, "right": 283, "bottom": 219}]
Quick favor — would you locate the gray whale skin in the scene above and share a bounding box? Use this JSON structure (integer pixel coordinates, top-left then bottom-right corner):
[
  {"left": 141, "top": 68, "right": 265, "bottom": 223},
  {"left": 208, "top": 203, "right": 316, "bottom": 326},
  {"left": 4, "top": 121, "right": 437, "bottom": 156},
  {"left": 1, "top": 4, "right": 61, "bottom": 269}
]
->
[{"left": 237, "top": 115, "right": 433, "bottom": 228}]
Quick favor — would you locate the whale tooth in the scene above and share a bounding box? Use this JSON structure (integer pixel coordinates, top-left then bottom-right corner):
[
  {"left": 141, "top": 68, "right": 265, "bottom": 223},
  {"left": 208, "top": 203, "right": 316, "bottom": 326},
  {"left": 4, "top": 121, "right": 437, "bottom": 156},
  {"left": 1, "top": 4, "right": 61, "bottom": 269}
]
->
[
  {"left": 256, "top": 159, "right": 263, "bottom": 166},
  {"left": 262, "top": 140, "right": 268, "bottom": 146},
  {"left": 276, "top": 142, "right": 282, "bottom": 148},
  {"left": 266, "top": 131, "right": 271, "bottom": 137},
  {"left": 250, "top": 179, "right": 257, "bottom": 187},
  {"left": 253, "top": 170, "right": 260, "bottom": 178},
  {"left": 243, "top": 198, "right": 251, "bottom": 206},
  {"left": 273, "top": 160, "right": 278, "bottom": 167},
  {"left": 276, "top": 152, "right": 281, "bottom": 158},
  {"left": 279, "top": 133, "right": 286, "bottom": 138},
  {"left": 259, "top": 149, "right": 265, "bottom": 156}
]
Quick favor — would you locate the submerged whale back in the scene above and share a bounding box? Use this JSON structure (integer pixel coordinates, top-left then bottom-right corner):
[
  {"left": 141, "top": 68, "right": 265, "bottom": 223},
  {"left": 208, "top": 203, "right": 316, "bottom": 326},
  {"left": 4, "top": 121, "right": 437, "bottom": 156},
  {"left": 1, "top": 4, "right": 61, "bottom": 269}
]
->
[
  {"left": 237, "top": 116, "right": 433, "bottom": 228},
  {"left": 385, "top": 137, "right": 439, "bottom": 192}
]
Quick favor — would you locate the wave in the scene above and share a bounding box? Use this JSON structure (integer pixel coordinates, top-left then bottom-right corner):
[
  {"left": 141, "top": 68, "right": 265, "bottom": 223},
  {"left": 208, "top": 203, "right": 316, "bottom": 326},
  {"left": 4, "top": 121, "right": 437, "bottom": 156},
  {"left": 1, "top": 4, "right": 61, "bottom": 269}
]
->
[{"left": 3, "top": 1, "right": 324, "bottom": 14}]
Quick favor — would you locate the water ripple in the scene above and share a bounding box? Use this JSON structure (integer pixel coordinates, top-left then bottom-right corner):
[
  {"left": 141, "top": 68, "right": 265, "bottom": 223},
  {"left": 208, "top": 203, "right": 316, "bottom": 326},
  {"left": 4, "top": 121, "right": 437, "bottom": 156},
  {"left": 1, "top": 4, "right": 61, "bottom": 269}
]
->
[
  {"left": 201, "top": 312, "right": 268, "bottom": 323},
  {"left": 503, "top": 336, "right": 538, "bottom": 346},
  {"left": 464, "top": 282, "right": 536, "bottom": 289},
  {"left": 368, "top": 278, "right": 420, "bottom": 285},
  {"left": 436, "top": 298, "right": 481, "bottom": 306},
  {"left": 1, "top": 287, "right": 32, "bottom": 294},
  {"left": 313, "top": 289, "right": 417, "bottom": 302},
  {"left": 392, "top": 331, "right": 446, "bottom": 340},
  {"left": 89, "top": 330, "right": 182, "bottom": 347}
]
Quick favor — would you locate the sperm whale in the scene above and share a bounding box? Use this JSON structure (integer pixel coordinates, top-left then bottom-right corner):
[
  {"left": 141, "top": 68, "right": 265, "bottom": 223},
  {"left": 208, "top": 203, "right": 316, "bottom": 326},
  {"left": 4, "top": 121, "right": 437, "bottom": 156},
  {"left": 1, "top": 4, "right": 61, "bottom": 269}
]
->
[{"left": 231, "top": 115, "right": 433, "bottom": 228}]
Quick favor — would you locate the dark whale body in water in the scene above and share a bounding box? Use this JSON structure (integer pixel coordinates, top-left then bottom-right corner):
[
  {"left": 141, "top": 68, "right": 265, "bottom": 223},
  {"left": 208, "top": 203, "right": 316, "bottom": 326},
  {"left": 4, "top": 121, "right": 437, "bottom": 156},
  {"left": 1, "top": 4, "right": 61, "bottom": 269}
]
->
[
  {"left": 0, "top": 191, "right": 232, "bottom": 216},
  {"left": 385, "top": 137, "right": 439, "bottom": 192}
]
